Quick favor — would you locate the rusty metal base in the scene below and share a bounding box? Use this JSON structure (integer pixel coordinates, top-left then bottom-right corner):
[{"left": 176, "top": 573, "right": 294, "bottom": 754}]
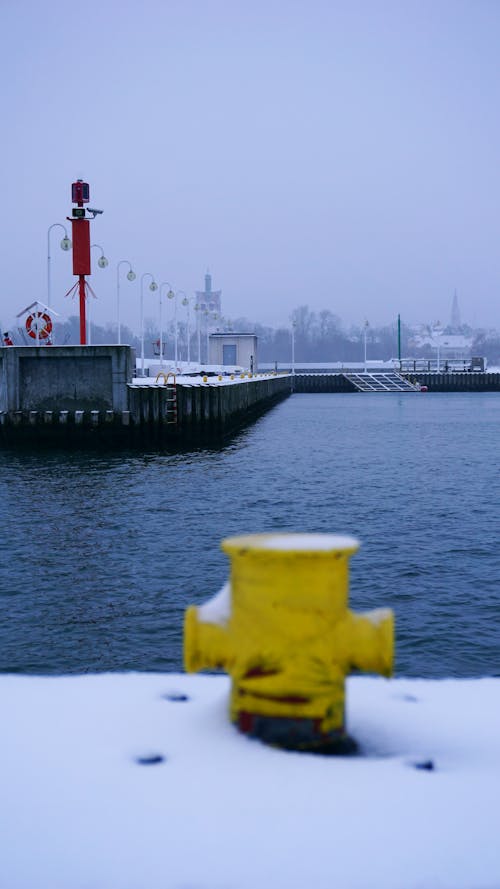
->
[{"left": 236, "top": 711, "right": 358, "bottom": 755}]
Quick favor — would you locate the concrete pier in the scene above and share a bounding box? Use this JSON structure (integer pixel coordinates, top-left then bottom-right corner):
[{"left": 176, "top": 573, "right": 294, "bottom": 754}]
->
[
  {"left": 293, "top": 374, "right": 355, "bottom": 392},
  {"left": 0, "top": 347, "right": 291, "bottom": 445},
  {"left": 403, "top": 371, "right": 500, "bottom": 392},
  {"left": 126, "top": 374, "right": 291, "bottom": 444},
  {"left": 292, "top": 372, "right": 500, "bottom": 393}
]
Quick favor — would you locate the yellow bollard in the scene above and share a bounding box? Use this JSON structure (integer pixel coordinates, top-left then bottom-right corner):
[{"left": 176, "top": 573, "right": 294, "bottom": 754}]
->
[
  {"left": 218, "top": 375, "right": 222, "bottom": 381},
  {"left": 184, "top": 532, "right": 394, "bottom": 754},
  {"left": 202, "top": 375, "right": 208, "bottom": 383}
]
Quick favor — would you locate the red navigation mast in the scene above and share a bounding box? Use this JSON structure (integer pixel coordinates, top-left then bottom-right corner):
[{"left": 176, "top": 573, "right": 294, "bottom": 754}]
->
[{"left": 65, "top": 180, "right": 102, "bottom": 345}]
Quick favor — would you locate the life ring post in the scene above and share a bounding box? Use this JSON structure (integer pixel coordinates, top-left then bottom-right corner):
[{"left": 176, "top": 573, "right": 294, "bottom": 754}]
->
[{"left": 25, "top": 311, "right": 53, "bottom": 343}]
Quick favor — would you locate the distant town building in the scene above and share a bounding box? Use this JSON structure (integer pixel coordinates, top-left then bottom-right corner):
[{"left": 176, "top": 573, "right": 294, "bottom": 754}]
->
[
  {"left": 196, "top": 271, "right": 221, "bottom": 315},
  {"left": 410, "top": 328, "right": 472, "bottom": 359}
]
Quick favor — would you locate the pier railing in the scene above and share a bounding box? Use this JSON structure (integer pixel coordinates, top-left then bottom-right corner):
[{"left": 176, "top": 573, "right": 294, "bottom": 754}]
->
[{"left": 395, "top": 357, "right": 487, "bottom": 373}]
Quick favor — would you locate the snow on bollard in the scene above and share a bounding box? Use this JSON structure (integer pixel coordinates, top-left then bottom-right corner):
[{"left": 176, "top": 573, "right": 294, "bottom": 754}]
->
[{"left": 184, "top": 532, "right": 394, "bottom": 754}]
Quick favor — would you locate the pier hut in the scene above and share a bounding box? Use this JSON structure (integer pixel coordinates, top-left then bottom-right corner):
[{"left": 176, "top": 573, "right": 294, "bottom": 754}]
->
[{"left": 209, "top": 332, "right": 258, "bottom": 374}]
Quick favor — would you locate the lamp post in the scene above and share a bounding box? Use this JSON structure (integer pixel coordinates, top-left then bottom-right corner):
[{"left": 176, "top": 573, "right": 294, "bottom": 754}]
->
[
  {"left": 291, "top": 320, "right": 296, "bottom": 375},
  {"left": 209, "top": 312, "right": 219, "bottom": 366},
  {"left": 87, "top": 244, "right": 109, "bottom": 345},
  {"left": 167, "top": 289, "right": 178, "bottom": 367},
  {"left": 397, "top": 313, "right": 402, "bottom": 370},
  {"left": 181, "top": 294, "right": 194, "bottom": 368},
  {"left": 363, "top": 320, "right": 369, "bottom": 373},
  {"left": 203, "top": 309, "right": 211, "bottom": 364},
  {"left": 116, "top": 260, "right": 136, "bottom": 345},
  {"left": 159, "top": 282, "right": 174, "bottom": 368},
  {"left": 47, "top": 223, "right": 72, "bottom": 306},
  {"left": 194, "top": 303, "right": 201, "bottom": 365},
  {"left": 176, "top": 291, "right": 187, "bottom": 365},
  {"left": 140, "top": 272, "right": 158, "bottom": 376}
]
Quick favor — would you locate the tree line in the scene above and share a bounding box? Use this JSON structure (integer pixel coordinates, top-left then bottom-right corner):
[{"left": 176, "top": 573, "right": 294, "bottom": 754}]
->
[{"left": 11, "top": 307, "right": 500, "bottom": 366}]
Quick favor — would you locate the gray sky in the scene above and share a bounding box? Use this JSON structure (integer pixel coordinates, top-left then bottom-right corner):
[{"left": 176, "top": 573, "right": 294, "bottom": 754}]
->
[{"left": 2, "top": 0, "right": 500, "bottom": 335}]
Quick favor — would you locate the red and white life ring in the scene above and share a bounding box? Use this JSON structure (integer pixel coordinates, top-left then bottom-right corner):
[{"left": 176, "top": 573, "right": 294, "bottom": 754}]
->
[{"left": 26, "top": 311, "right": 53, "bottom": 340}]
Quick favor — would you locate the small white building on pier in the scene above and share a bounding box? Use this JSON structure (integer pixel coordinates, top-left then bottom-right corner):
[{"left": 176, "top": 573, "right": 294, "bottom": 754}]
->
[{"left": 209, "top": 332, "right": 258, "bottom": 372}]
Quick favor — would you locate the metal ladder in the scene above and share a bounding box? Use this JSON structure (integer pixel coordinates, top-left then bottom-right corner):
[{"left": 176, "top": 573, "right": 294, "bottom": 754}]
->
[
  {"left": 344, "top": 372, "right": 420, "bottom": 392},
  {"left": 155, "top": 372, "right": 178, "bottom": 424}
]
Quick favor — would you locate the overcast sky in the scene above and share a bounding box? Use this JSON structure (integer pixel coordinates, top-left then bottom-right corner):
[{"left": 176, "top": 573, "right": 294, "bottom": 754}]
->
[{"left": 2, "top": 0, "right": 500, "bottom": 336}]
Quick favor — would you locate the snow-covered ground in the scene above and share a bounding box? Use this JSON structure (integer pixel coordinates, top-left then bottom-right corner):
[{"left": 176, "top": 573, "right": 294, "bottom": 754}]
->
[
  {"left": 1, "top": 672, "right": 499, "bottom": 889},
  {"left": 132, "top": 361, "right": 282, "bottom": 386},
  {"left": 136, "top": 359, "right": 500, "bottom": 384}
]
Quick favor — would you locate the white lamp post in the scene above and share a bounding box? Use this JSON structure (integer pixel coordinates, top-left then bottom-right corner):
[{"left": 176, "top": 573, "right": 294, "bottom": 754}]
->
[
  {"left": 140, "top": 272, "right": 158, "bottom": 376},
  {"left": 203, "top": 309, "right": 210, "bottom": 364},
  {"left": 167, "top": 289, "right": 178, "bottom": 367},
  {"left": 209, "top": 312, "right": 219, "bottom": 366},
  {"left": 87, "top": 245, "right": 109, "bottom": 345},
  {"left": 181, "top": 294, "right": 193, "bottom": 368},
  {"left": 194, "top": 303, "right": 201, "bottom": 364},
  {"left": 363, "top": 320, "right": 369, "bottom": 373},
  {"left": 291, "top": 320, "right": 296, "bottom": 375},
  {"left": 91, "top": 244, "right": 109, "bottom": 270},
  {"left": 176, "top": 291, "right": 187, "bottom": 366},
  {"left": 47, "top": 223, "right": 72, "bottom": 306},
  {"left": 116, "top": 260, "right": 136, "bottom": 345},
  {"left": 159, "top": 282, "right": 174, "bottom": 368}
]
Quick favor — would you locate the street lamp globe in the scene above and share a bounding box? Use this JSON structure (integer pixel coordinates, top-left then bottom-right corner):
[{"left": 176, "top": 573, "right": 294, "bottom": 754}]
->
[
  {"left": 97, "top": 255, "right": 108, "bottom": 268},
  {"left": 127, "top": 270, "right": 136, "bottom": 282},
  {"left": 60, "top": 236, "right": 72, "bottom": 251}
]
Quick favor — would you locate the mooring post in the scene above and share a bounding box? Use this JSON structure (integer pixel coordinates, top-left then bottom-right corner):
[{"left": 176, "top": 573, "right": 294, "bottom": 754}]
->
[{"left": 184, "top": 532, "right": 394, "bottom": 753}]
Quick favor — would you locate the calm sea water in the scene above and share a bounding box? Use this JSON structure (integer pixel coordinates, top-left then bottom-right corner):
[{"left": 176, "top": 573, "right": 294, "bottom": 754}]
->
[{"left": 1, "top": 393, "right": 499, "bottom": 678}]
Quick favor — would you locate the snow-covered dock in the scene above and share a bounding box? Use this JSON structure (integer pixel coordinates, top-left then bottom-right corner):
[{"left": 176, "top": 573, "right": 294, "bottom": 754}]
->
[{"left": 1, "top": 672, "right": 499, "bottom": 889}]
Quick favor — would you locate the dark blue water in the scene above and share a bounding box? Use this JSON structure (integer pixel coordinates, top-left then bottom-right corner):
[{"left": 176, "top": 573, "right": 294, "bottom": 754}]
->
[{"left": 1, "top": 393, "right": 498, "bottom": 678}]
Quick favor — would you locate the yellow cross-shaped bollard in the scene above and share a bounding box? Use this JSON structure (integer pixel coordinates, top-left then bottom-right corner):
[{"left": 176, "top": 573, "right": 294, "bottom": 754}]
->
[{"left": 184, "top": 532, "right": 394, "bottom": 753}]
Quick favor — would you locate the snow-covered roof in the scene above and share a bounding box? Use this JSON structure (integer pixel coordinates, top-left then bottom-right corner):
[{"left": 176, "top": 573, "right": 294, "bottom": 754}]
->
[
  {"left": 15, "top": 301, "right": 60, "bottom": 318},
  {"left": 412, "top": 334, "right": 472, "bottom": 350},
  {"left": 209, "top": 332, "right": 257, "bottom": 338}
]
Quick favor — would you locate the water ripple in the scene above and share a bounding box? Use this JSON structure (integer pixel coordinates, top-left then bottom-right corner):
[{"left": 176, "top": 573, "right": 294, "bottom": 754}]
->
[{"left": 0, "top": 392, "right": 499, "bottom": 677}]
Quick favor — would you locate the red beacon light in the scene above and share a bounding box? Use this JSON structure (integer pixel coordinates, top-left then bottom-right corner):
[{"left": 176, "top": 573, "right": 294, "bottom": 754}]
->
[
  {"left": 65, "top": 178, "right": 102, "bottom": 346},
  {"left": 71, "top": 180, "right": 90, "bottom": 205}
]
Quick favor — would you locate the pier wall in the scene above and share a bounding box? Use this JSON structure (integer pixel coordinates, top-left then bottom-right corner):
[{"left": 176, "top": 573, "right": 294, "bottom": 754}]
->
[
  {"left": 127, "top": 374, "right": 291, "bottom": 443},
  {"left": 0, "top": 345, "right": 134, "bottom": 413},
  {"left": 0, "top": 346, "right": 291, "bottom": 445},
  {"left": 292, "top": 372, "right": 500, "bottom": 393},
  {"left": 405, "top": 372, "right": 500, "bottom": 392},
  {"left": 293, "top": 374, "right": 356, "bottom": 393}
]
